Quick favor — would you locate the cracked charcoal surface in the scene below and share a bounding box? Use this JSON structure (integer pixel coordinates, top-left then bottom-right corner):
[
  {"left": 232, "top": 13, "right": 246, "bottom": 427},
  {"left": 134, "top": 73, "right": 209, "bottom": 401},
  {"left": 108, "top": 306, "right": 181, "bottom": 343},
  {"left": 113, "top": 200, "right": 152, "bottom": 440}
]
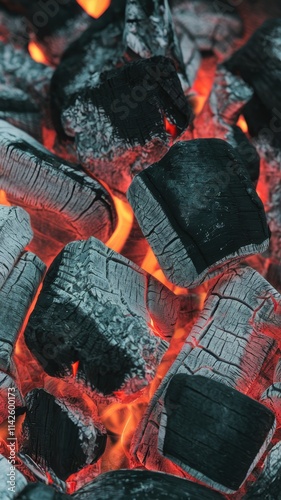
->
[
  {"left": 25, "top": 238, "right": 169, "bottom": 395},
  {"left": 20, "top": 389, "right": 107, "bottom": 481},
  {"left": 0, "top": 120, "right": 117, "bottom": 264},
  {"left": 132, "top": 266, "right": 281, "bottom": 476},
  {"left": 0, "top": 251, "right": 45, "bottom": 373},
  {"left": 60, "top": 56, "right": 192, "bottom": 194},
  {"left": 0, "top": 205, "right": 32, "bottom": 288},
  {"left": 159, "top": 374, "right": 275, "bottom": 493},
  {"left": 170, "top": 0, "right": 243, "bottom": 60},
  {"left": 72, "top": 469, "right": 225, "bottom": 499},
  {"left": 0, "top": 455, "right": 27, "bottom": 499},
  {"left": 0, "top": 371, "right": 24, "bottom": 424},
  {"left": 128, "top": 139, "right": 269, "bottom": 288},
  {"left": 244, "top": 441, "right": 281, "bottom": 499},
  {"left": 124, "top": 0, "right": 189, "bottom": 89}
]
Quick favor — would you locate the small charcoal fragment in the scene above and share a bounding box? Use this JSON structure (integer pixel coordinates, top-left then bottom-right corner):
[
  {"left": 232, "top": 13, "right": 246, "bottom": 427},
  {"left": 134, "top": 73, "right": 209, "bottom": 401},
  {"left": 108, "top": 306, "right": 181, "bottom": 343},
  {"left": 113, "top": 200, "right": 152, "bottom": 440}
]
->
[
  {"left": 160, "top": 374, "right": 275, "bottom": 493},
  {"left": 128, "top": 139, "right": 269, "bottom": 287},
  {"left": 20, "top": 388, "right": 107, "bottom": 481}
]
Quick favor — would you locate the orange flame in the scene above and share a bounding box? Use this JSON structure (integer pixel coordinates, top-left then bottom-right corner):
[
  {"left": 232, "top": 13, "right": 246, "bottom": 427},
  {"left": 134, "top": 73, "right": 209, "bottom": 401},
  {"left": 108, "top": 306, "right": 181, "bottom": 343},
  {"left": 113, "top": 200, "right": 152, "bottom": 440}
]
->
[
  {"left": 0, "top": 190, "right": 10, "bottom": 206},
  {"left": 28, "top": 42, "right": 48, "bottom": 65},
  {"left": 106, "top": 196, "right": 134, "bottom": 254},
  {"left": 77, "top": 0, "right": 111, "bottom": 18},
  {"left": 72, "top": 361, "right": 80, "bottom": 378},
  {"left": 237, "top": 115, "right": 248, "bottom": 134}
]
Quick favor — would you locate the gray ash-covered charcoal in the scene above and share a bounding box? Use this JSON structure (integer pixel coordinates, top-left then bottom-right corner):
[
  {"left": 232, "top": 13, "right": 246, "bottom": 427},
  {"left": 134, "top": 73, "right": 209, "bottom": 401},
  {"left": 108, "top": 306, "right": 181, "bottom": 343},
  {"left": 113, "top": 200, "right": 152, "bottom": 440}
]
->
[
  {"left": 0, "top": 41, "right": 53, "bottom": 109},
  {"left": 0, "top": 205, "right": 32, "bottom": 288},
  {"left": 132, "top": 266, "right": 281, "bottom": 477},
  {"left": 124, "top": 0, "right": 188, "bottom": 88},
  {"left": 15, "top": 483, "right": 70, "bottom": 499},
  {"left": 0, "top": 85, "right": 42, "bottom": 141},
  {"left": 160, "top": 374, "right": 275, "bottom": 493},
  {"left": 231, "top": 125, "right": 260, "bottom": 186},
  {"left": 0, "top": 121, "right": 117, "bottom": 264},
  {"left": 0, "top": 252, "right": 45, "bottom": 373},
  {"left": 225, "top": 19, "right": 281, "bottom": 139},
  {"left": 72, "top": 469, "right": 225, "bottom": 500},
  {"left": 128, "top": 139, "right": 269, "bottom": 288},
  {"left": 170, "top": 0, "right": 243, "bottom": 60},
  {"left": 25, "top": 237, "right": 169, "bottom": 395},
  {"left": 20, "top": 388, "right": 107, "bottom": 481},
  {"left": 0, "top": 455, "right": 27, "bottom": 499},
  {"left": 244, "top": 441, "right": 281, "bottom": 499},
  {"left": 60, "top": 56, "right": 192, "bottom": 193},
  {"left": 50, "top": 8, "right": 125, "bottom": 136}
]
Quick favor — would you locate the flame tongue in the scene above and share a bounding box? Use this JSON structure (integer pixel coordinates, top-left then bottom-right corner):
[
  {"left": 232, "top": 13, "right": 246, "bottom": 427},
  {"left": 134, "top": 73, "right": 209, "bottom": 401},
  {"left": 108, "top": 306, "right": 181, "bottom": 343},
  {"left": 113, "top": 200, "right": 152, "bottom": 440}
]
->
[{"left": 76, "top": 0, "right": 111, "bottom": 18}]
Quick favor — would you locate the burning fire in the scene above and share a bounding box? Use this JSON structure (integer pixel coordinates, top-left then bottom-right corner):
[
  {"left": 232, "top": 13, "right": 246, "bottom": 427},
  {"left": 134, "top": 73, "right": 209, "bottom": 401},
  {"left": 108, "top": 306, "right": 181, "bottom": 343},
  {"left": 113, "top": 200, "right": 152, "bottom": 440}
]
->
[
  {"left": 28, "top": 42, "right": 48, "bottom": 65},
  {"left": 76, "top": 0, "right": 111, "bottom": 18}
]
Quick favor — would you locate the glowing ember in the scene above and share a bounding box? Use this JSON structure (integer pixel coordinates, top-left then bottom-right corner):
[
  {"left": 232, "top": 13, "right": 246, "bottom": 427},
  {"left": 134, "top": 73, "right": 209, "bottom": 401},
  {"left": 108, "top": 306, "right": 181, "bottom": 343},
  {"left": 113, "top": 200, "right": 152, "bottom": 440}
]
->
[
  {"left": 76, "top": 0, "right": 111, "bottom": 18},
  {"left": 28, "top": 42, "right": 48, "bottom": 65},
  {"left": 106, "top": 196, "right": 134, "bottom": 254},
  {"left": 237, "top": 115, "right": 249, "bottom": 134},
  {"left": 0, "top": 190, "right": 9, "bottom": 206},
  {"left": 164, "top": 117, "right": 178, "bottom": 139}
]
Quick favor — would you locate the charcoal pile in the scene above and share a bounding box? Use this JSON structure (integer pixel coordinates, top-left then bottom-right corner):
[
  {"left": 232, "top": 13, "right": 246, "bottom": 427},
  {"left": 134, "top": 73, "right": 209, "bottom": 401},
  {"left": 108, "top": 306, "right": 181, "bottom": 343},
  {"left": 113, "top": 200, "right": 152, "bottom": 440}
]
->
[{"left": 0, "top": 1, "right": 280, "bottom": 499}]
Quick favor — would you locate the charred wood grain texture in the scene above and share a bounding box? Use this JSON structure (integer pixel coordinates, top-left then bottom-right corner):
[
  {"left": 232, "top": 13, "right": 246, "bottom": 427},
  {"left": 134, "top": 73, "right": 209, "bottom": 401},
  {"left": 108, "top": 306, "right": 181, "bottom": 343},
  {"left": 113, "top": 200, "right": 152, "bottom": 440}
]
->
[
  {"left": 0, "top": 205, "right": 32, "bottom": 288},
  {"left": 0, "top": 454, "right": 27, "bottom": 499},
  {"left": 244, "top": 441, "right": 281, "bottom": 499},
  {"left": 20, "top": 388, "right": 107, "bottom": 481},
  {"left": 128, "top": 139, "right": 269, "bottom": 287},
  {"left": 25, "top": 237, "right": 170, "bottom": 395},
  {"left": 0, "top": 41, "right": 53, "bottom": 109},
  {"left": 159, "top": 374, "right": 275, "bottom": 493},
  {"left": 15, "top": 483, "right": 70, "bottom": 499},
  {"left": 0, "top": 121, "right": 117, "bottom": 264},
  {"left": 132, "top": 266, "right": 281, "bottom": 475},
  {"left": 72, "top": 469, "right": 225, "bottom": 499},
  {"left": 0, "top": 251, "right": 45, "bottom": 372},
  {"left": 124, "top": 0, "right": 189, "bottom": 88},
  {"left": 170, "top": 0, "right": 243, "bottom": 60},
  {"left": 60, "top": 56, "right": 192, "bottom": 193}
]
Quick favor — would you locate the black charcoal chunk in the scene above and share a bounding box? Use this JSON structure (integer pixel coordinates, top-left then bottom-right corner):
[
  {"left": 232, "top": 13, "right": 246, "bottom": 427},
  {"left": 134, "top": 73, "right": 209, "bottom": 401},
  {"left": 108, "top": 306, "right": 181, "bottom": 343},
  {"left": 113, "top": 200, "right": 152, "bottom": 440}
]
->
[
  {"left": 20, "top": 389, "right": 107, "bottom": 481},
  {"left": 160, "top": 374, "right": 275, "bottom": 492},
  {"left": 72, "top": 469, "right": 225, "bottom": 499},
  {"left": 15, "top": 483, "right": 70, "bottom": 499},
  {"left": 244, "top": 441, "right": 281, "bottom": 499},
  {"left": 25, "top": 238, "right": 169, "bottom": 395},
  {"left": 61, "top": 56, "right": 192, "bottom": 193},
  {"left": 128, "top": 139, "right": 269, "bottom": 287}
]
